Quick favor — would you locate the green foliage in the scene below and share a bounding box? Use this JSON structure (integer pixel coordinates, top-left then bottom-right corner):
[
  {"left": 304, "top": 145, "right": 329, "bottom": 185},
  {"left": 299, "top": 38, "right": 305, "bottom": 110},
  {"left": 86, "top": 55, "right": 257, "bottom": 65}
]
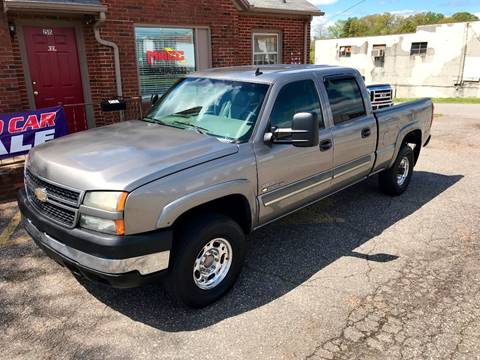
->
[
  {"left": 450, "top": 12, "right": 479, "bottom": 22},
  {"left": 327, "top": 20, "right": 348, "bottom": 39},
  {"left": 320, "top": 11, "right": 479, "bottom": 39},
  {"left": 309, "top": 40, "right": 315, "bottom": 64}
]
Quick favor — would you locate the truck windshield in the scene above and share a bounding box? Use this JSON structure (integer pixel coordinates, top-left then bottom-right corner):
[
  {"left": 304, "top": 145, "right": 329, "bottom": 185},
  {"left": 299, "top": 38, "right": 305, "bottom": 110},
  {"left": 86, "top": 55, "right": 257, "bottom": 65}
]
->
[{"left": 144, "top": 77, "right": 270, "bottom": 143}]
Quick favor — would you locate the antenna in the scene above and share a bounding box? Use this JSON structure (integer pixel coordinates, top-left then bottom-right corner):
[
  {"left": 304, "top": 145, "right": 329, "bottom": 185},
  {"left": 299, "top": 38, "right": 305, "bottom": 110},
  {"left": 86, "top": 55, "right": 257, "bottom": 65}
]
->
[{"left": 255, "top": 68, "right": 263, "bottom": 76}]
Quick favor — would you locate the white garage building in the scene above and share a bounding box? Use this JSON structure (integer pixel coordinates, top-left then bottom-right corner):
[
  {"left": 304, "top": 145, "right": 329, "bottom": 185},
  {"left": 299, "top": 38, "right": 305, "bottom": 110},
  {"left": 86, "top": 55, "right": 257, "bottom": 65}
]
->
[{"left": 315, "top": 21, "right": 480, "bottom": 98}]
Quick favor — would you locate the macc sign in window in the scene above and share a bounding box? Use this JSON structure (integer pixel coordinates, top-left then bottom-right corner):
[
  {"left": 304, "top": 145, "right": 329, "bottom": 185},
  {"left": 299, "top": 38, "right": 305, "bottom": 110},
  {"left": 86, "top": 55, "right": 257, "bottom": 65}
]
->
[{"left": 135, "top": 27, "right": 196, "bottom": 97}]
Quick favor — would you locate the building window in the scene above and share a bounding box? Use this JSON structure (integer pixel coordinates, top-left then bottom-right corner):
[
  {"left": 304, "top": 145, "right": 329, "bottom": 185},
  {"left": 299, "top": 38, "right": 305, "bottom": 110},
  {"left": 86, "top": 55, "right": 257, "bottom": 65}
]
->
[
  {"left": 339, "top": 46, "right": 352, "bottom": 57},
  {"left": 372, "top": 44, "right": 386, "bottom": 67},
  {"left": 410, "top": 42, "right": 428, "bottom": 56},
  {"left": 253, "top": 33, "right": 280, "bottom": 65},
  {"left": 135, "top": 27, "right": 196, "bottom": 97}
]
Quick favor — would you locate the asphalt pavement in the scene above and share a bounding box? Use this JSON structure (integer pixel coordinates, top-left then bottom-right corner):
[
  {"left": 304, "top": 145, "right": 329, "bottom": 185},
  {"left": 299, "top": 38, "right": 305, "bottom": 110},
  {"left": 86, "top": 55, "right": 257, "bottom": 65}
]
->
[{"left": 0, "top": 103, "right": 479, "bottom": 359}]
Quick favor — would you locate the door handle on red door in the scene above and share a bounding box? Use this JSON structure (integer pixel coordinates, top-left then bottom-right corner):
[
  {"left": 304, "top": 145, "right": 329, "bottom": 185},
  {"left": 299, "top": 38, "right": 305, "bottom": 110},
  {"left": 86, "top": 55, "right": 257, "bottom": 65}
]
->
[
  {"left": 361, "top": 128, "right": 371, "bottom": 138},
  {"left": 319, "top": 139, "right": 332, "bottom": 151}
]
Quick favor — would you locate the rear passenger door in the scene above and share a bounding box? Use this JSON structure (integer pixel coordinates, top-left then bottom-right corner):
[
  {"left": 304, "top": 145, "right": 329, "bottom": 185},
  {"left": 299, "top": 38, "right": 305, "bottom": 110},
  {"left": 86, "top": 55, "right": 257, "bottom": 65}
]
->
[{"left": 323, "top": 75, "right": 377, "bottom": 187}]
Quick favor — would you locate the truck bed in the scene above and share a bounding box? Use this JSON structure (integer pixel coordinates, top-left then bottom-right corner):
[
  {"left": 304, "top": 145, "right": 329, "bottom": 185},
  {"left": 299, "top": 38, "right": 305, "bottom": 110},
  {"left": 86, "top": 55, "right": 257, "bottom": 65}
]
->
[{"left": 372, "top": 98, "right": 433, "bottom": 173}]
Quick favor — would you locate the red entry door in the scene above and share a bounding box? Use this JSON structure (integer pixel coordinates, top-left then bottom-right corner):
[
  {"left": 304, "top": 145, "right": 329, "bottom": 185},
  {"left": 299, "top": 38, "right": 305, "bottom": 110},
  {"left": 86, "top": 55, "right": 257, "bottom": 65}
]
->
[{"left": 24, "top": 26, "right": 87, "bottom": 133}]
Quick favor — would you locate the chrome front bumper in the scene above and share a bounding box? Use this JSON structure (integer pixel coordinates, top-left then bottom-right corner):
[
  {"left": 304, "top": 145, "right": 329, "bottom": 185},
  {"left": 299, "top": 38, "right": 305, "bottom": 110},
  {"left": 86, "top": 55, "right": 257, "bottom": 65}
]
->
[{"left": 24, "top": 218, "right": 170, "bottom": 276}]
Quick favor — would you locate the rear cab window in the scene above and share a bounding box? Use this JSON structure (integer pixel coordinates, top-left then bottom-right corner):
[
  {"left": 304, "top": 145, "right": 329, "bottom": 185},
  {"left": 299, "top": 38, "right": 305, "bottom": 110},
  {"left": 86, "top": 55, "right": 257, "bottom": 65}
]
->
[
  {"left": 270, "top": 79, "right": 325, "bottom": 139},
  {"left": 324, "top": 77, "right": 366, "bottom": 125}
]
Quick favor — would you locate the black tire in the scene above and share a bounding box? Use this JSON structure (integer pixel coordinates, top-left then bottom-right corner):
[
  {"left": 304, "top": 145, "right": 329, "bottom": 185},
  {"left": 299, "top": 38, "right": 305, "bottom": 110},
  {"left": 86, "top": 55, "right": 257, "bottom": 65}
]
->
[
  {"left": 167, "top": 212, "right": 246, "bottom": 308},
  {"left": 379, "top": 144, "right": 414, "bottom": 196}
]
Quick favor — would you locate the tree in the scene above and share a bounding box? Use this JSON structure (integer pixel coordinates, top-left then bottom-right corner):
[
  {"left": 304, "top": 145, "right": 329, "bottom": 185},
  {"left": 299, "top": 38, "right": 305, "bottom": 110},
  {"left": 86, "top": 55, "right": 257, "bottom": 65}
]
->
[
  {"left": 449, "top": 12, "right": 479, "bottom": 22},
  {"left": 393, "top": 18, "right": 417, "bottom": 34},
  {"left": 347, "top": 18, "right": 370, "bottom": 37},
  {"left": 327, "top": 20, "right": 348, "bottom": 38}
]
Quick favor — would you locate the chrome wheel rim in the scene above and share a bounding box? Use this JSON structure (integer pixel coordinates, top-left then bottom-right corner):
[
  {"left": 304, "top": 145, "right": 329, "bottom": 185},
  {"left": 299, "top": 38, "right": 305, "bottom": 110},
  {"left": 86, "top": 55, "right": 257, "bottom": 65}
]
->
[
  {"left": 193, "top": 238, "right": 233, "bottom": 290},
  {"left": 396, "top": 157, "right": 410, "bottom": 186}
]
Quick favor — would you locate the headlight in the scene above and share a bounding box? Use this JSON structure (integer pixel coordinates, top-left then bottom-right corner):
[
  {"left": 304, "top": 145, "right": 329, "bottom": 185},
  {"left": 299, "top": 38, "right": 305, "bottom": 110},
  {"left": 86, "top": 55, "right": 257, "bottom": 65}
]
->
[
  {"left": 83, "top": 191, "right": 127, "bottom": 212},
  {"left": 79, "top": 215, "right": 123, "bottom": 235},
  {"left": 80, "top": 191, "right": 127, "bottom": 235}
]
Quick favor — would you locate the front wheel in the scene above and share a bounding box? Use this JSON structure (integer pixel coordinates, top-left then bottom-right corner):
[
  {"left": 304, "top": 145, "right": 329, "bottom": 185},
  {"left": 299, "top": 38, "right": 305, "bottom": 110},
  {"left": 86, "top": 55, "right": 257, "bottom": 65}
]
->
[
  {"left": 167, "top": 213, "right": 246, "bottom": 308},
  {"left": 379, "top": 144, "right": 414, "bottom": 196}
]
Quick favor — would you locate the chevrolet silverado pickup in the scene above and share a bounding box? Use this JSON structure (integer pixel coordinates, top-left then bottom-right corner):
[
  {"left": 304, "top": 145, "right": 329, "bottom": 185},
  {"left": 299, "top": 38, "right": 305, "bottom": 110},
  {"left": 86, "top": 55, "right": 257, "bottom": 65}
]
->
[{"left": 19, "top": 65, "right": 433, "bottom": 307}]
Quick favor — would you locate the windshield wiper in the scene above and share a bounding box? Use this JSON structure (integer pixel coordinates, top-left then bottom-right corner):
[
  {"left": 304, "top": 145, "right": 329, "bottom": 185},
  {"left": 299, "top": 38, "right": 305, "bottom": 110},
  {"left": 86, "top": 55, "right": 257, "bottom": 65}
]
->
[
  {"left": 143, "top": 116, "right": 167, "bottom": 125},
  {"left": 172, "top": 120, "right": 209, "bottom": 135},
  {"left": 171, "top": 106, "right": 202, "bottom": 118},
  {"left": 144, "top": 116, "right": 208, "bottom": 135}
]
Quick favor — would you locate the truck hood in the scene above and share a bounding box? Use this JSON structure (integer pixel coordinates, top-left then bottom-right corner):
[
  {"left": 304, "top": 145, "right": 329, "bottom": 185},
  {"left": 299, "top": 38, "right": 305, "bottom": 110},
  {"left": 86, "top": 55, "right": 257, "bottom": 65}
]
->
[{"left": 28, "top": 120, "right": 238, "bottom": 191}]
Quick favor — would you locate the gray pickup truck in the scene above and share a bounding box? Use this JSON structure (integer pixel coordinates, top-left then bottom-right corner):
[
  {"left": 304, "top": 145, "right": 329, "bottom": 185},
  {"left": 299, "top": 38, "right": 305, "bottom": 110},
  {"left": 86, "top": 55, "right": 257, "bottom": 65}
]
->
[{"left": 19, "top": 65, "right": 433, "bottom": 307}]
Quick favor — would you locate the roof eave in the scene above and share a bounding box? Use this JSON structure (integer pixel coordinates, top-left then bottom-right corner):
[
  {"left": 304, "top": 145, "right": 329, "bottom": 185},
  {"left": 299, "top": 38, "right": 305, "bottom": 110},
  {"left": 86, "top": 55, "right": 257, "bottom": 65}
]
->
[
  {"left": 4, "top": 1, "right": 107, "bottom": 14},
  {"left": 231, "top": 0, "right": 251, "bottom": 11},
  {"left": 246, "top": 6, "right": 324, "bottom": 17}
]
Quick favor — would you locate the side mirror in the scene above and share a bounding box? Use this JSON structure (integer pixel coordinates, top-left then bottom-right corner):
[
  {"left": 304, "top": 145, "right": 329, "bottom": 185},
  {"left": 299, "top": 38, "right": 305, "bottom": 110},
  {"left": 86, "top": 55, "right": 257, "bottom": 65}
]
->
[
  {"left": 291, "top": 112, "right": 320, "bottom": 147},
  {"left": 150, "top": 94, "right": 159, "bottom": 105},
  {"left": 264, "top": 112, "right": 319, "bottom": 147}
]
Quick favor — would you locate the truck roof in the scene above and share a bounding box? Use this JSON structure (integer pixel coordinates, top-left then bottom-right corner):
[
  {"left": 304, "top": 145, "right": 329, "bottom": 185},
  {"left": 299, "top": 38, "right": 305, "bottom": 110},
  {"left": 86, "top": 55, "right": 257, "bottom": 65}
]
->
[{"left": 188, "top": 64, "right": 356, "bottom": 84}]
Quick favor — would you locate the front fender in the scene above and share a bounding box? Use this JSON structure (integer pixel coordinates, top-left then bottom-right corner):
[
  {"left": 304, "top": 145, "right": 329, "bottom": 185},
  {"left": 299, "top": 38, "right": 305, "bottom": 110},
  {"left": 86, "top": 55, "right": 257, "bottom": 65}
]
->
[{"left": 155, "top": 179, "right": 257, "bottom": 229}]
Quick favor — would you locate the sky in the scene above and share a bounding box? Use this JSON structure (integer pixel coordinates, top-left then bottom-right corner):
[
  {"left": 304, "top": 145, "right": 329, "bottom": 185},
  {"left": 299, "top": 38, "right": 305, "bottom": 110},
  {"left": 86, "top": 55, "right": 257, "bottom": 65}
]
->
[{"left": 310, "top": 0, "right": 480, "bottom": 37}]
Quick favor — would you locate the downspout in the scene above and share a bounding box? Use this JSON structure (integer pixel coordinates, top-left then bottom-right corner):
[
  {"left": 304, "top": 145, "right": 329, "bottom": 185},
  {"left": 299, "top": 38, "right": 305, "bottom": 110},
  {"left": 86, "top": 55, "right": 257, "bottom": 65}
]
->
[
  {"left": 94, "top": 12, "right": 123, "bottom": 99},
  {"left": 304, "top": 17, "right": 310, "bottom": 64},
  {"left": 456, "top": 22, "right": 470, "bottom": 88}
]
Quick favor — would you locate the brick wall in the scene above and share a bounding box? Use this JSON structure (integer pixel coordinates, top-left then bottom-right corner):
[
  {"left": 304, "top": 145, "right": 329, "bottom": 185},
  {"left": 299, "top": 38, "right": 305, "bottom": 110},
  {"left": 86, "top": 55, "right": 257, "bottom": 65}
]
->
[
  {"left": 0, "top": 0, "right": 311, "bottom": 125},
  {"left": 0, "top": 9, "right": 22, "bottom": 113},
  {"left": 237, "top": 13, "right": 309, "bottom": 65},
  {"left": 0, "top": 0, "right": 312, "bottom": 200},
  {"left": 0, "top": 161, "right": 24, "bottom": 203}
]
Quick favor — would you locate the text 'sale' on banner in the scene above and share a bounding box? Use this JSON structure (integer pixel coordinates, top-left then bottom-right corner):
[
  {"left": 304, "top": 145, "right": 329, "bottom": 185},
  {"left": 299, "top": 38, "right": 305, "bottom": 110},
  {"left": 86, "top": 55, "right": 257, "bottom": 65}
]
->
[{"left": 0, "top": 106, "right": 69, "bottom": 160}]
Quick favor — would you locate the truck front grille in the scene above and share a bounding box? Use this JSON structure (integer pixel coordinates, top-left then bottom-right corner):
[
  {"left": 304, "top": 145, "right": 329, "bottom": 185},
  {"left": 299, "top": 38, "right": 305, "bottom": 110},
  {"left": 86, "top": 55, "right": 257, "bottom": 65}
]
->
[
  {"left": 27, "top": 187, "right": 77, "bottom": 226},
  {"left": 25, "top": 169, "right": 81, "bottom": 206},
  {"left": 371, "top": 89, "right": 393, "bottom": 109},
  {"left": 25, "top": 169, "right": 81, "bottom": 228}
]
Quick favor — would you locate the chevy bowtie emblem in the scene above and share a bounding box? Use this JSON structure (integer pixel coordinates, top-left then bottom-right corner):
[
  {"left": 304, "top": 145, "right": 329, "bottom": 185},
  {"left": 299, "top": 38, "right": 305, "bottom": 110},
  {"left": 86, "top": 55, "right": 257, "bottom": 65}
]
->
[{"left": 34, "top": 187, "right": 48, "bottom": 203}]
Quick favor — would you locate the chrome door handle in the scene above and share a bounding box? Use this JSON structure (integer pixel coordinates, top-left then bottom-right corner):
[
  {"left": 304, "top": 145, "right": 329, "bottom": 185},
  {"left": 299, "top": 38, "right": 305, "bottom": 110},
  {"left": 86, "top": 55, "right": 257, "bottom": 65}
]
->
[
  {"left": 361, "top": 128, "right": 371, "bottom": 138},
  {"left": 320, "top": 139, "right": 332, "bottom": 151}
]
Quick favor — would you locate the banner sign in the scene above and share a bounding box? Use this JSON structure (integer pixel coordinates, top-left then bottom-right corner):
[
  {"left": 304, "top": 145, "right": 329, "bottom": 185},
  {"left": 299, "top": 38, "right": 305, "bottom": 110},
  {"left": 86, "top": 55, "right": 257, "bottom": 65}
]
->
[{"left": 0, "top": 106, "right": 69, "bottom": 160}]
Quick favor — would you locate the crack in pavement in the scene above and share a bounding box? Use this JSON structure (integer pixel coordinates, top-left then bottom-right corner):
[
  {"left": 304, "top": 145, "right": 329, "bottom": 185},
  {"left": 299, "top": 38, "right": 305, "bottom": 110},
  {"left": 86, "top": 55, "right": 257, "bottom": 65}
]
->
[{"left": 304, "top": 228, "right": 480, "bottom": 360}]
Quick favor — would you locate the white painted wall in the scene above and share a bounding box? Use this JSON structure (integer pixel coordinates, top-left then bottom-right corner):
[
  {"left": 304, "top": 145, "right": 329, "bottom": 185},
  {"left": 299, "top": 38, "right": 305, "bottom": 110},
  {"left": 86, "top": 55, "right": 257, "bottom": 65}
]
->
[{"left": 315, "top": 21, "right": 480, "bottom": 98}]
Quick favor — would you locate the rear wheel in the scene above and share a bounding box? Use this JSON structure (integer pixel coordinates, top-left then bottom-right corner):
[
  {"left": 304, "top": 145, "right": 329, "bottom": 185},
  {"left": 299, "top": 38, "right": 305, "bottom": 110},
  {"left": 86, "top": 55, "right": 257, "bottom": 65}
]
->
[
  {"left": 167, "top": 213, "right": 246, "bottom": 308},
  {"left": 379, "top": 144, "right": 414, "bottom": 196}
]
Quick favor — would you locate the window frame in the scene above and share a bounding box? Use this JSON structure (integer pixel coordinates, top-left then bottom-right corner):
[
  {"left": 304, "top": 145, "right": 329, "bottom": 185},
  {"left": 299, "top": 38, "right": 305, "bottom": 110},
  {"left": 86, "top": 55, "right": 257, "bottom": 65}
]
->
[
  {"left": 323, "top": 75, "right": 368, "bottom": 126},
  {"left": 252, "top": 32, "right": 281, "bottom": 65},
  {"left": 372, "top": 44, "right": 386, "bottom": 67},
  {"left": 267, "top": 78, "right": 326, "bottom": 135},
  {"left": 410, "top": 42, "right": 428, "bottom": 56},
  {"left": 133, "top": 24, "right": 212, "bottom": 99},
  {"left": 339, "top": 46, "right": 352, "bottom": 58}
]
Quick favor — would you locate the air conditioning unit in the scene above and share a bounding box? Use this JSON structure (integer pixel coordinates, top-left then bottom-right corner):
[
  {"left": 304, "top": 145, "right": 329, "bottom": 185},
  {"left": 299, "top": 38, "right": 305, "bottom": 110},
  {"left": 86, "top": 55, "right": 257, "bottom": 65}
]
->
[{"left": 372, "top": 49, "right": 385, "bottom": 58}]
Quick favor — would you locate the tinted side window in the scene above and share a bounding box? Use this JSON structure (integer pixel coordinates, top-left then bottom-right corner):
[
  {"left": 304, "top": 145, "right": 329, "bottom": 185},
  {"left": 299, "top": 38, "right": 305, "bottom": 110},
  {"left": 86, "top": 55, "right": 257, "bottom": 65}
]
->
[
  {"left": 270, "top": 80, "right": 324, "bottom": 130},
  {"left": 325, "top": 77, "right": 366, "bottom": 125}
]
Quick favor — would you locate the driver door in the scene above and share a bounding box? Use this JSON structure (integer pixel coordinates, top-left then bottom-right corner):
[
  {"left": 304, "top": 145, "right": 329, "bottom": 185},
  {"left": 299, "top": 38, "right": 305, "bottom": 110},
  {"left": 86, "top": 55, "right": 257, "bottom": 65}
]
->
[{"left": 254, "top": 78, "right": 334, "bottom": 224}]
